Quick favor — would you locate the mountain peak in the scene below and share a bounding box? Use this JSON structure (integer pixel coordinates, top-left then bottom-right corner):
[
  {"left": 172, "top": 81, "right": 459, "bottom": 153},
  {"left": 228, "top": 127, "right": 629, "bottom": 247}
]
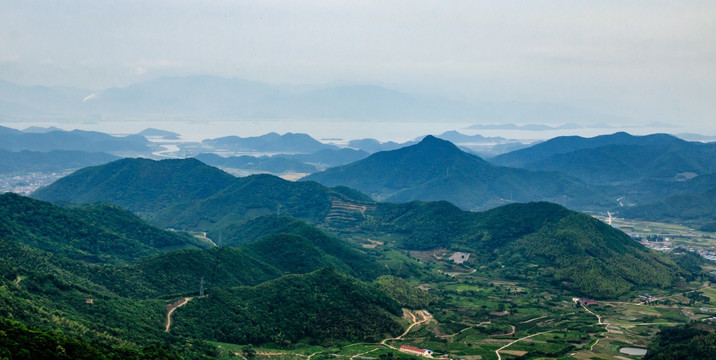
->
[{"left": 415, "top": 134, "right": 460, "bottom": 150}]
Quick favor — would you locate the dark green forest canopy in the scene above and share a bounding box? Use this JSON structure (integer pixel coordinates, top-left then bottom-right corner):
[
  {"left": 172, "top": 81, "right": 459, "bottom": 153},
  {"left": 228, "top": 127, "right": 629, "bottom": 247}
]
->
[
  {"left": 0, "top": 193, "right": 205, "bottom": 264},
  {"left": 31, "top": 157, "right": 237, "bottom": 217},
  {"left": 645, "top": 323, "right": 716, "bottom": 360},
  {"left": 363, "top": 201, "right": 692, "bottom": 298},
  {"left": 31, "top": 158, "right": 370, "bottom": 230},
  {"left": 171, "top": 269, "right": 403, "bottom": 347},
  {"left": 28, "top": 170, "right": 699, "bottom": 300},
  {"left": 0, "top": 214, "right": 401, "bottom": 357}
]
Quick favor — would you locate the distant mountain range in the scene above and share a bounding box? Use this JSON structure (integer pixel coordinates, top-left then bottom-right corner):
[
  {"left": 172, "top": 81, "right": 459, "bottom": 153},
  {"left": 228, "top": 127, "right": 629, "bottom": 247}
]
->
[
  {"left": 276, "top": 148, "right": 370, "bottom": 167},
  {"left": 304, "top": 135, "right": 608, "bottom": 210},
  {"left": 0, "top": 125, "right": 152, "bottom": 155},
  {"left": 490, "top": 132, "right": 686, "bottom": 168},
  {"left": 346, "top": 138, "right": 410, "bottom": 153},
  {"left": 345, "top": 131, "right": 527, "bottom": 158},
  {"left": 620, "top": 186, "right": 716, "bottom": 230},
  {"left": 31, "top": 132, "right": 716, "bottom": 215},
  {"left": 202, "top": 132, "right": 337, "bottom": 154},
  {"left": 0, "top": 75, "right": 629, "bottom": 123},
  {"left": 194, "top": 153, "right": 318, "bottom": 174},
  {"left": 487, "top": 132, "right": 716, "bottom": 206},
  {"left": 467, "top": 122, "right": 587, "bottom": 131}
]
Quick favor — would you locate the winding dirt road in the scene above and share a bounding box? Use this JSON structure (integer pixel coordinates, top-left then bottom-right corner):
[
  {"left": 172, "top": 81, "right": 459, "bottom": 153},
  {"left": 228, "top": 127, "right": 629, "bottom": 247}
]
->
[
  {"left": 495, "top": 331, "right": 552, "bottom": 360},
  {"left": 380, "top": 310, "right": 432, "bottom": 349},
  {"left": 165, "top": 297, "right": 192, "bottom": 332}
]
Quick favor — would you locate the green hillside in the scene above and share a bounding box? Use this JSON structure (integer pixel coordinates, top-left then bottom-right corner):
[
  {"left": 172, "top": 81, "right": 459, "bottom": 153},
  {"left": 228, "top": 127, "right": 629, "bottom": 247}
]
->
[
  {"left": 31, "top": 158, "right": 369, "bottom": 230},
  {"left": 0, "top": 236, "right": 213, "bottom": 359},
  {"left": 87, "top": 246, "right": 283, "bottom": 299},
  {"left": 221, "top": 216, "right": 381, "bottom": 279},
  {"left": 160, "top": 174, "right": 342, "bottom": 229},
  {"left": 362, "top": 201, "right": 689, "bottom": 298},
  {"left": 171, "top": 268, "right": 403, "bottom": 346},
  {"left": 0, "top": 193, "right": 205, "bottom": 264},
  {"left": 503, "top": 210, "right": 680, "bottom": 298},
  {"left": 0, "top": 196, "right": 406, "bottom": 357},
  {"left": 645, "top": 323, "right": 716, "bottom": 360},
  {"left": 26, "top": 155, "right": 692, "bottom": 299},
  {"left": 32, "top": 157, "right": 237, "bottom": 218},
  {"left": 95, "top": 219, "right": 384, "bottom": 298}
]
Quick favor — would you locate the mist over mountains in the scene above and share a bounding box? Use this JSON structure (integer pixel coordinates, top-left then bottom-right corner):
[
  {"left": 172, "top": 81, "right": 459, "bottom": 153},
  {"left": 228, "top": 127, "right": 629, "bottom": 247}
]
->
[{"left": 0, "top": 75, "right": 629, "bottom": 124}]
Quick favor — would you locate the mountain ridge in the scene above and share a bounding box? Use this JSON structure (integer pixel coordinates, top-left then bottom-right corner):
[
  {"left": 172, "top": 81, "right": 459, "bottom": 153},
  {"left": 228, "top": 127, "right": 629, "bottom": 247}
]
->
[{"left": 304, "top": 135, "right": 609, "bottom": 210}]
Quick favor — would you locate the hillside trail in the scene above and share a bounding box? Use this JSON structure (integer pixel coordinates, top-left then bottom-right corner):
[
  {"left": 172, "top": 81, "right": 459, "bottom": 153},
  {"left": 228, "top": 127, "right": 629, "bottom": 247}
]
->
[
  {"left": 579, "top": 303, "right": 611, "bottom": 351},
  {"left": 229, "top": 311, "right": 431, "bottom": 360},
  {"left": 438, "top": 321, "right": 491, "bottom": 339},
  {"left": 520, "top": 315, "right": 547, "bottom": 324},
  {"left": 165, "top": 297, "right": 192, "bottom": 332},
  {"left": 581, "top": 303, "right": 604, "bottom": 325},
  {"left": 489, "top": 325, "right": 516, "bottom": 337},
  {"left": 380, "top": 309, "right": 432, "bottom": 349},
  {"left": 495, "top": 331, "right": 552, "bottom": 360},
  {"left": 350, "top": 348, "right": 379, "bottom": 360}
]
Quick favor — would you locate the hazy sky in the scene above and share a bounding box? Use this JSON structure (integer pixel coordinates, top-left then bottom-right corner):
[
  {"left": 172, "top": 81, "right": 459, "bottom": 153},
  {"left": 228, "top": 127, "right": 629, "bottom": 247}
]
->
[{"left": 1, "top": 0, "right": 715, "bottom": 128}]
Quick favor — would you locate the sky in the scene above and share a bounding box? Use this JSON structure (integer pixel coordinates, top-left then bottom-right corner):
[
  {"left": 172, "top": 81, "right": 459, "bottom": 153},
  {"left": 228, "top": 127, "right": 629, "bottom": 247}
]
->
[{"left": 1, "top": 0, "right": 715, "bottom": 130}]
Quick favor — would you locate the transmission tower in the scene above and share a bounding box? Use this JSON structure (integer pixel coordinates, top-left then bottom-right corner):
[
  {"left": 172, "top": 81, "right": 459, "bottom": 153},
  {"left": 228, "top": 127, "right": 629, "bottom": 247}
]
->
[{"left": 199, "top": 277, "right": 205, "bottom": 297}]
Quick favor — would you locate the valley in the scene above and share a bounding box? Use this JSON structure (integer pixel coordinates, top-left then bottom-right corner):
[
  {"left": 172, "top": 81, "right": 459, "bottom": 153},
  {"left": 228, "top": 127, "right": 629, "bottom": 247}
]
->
[
  {"left": 3, "top": 2, "right": 715, "bottom": 358},
  {"left": 2, "top": 131, "right": 716, "bottom": 359},
  {"left": 195, "top": 244, "right": 710, "bottom": 360}
]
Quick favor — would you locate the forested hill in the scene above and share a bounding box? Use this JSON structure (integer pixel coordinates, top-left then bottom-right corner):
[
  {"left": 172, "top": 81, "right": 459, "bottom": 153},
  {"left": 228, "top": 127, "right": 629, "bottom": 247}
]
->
[
  {"left": 91, "top": 225, "right": 383, "bottom": 299},
  {"left": 0, "top": 193, "right": 206, "bottom": 264},
  {"left": 0, "top": 194, "right": 405, "bottom": 356},
  {"left": 170, "top": 268, "right": 403, "bottom": 346},
  {"left": 212, "top": 215, "right": 382, "bottom": 280},
  {"left": 32, "top": 157, "right": 237, "bottom": 217},
  {"left": 26, "top": 156, "right": 693, "bottom": 299},
  {"left": 303, "top": 135, "right": 608, "bottom": 210},
  {"left": 160, "top": 173, "right": 356, "bottom": 230},
  {"left": 364, "top": 201, "right": 691, "bottom": 298},
  {"left": 0, "top": 195, "right": 384, "bottom": 298},
  {"left": 31, "top": 158, "right": 373, "bottom": 230}
]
